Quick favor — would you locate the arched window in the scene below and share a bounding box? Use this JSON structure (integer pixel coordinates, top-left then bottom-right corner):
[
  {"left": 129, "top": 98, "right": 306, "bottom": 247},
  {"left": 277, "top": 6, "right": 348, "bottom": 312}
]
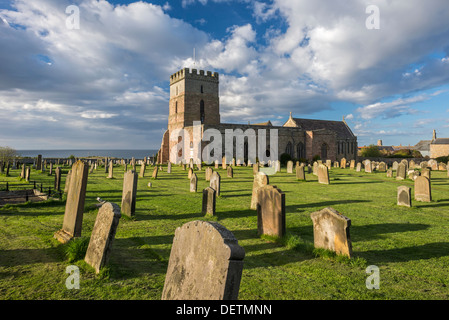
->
[
  {"left": 285, "top": 142, "right": 293, "bottom": 157},
  {"left": 321, "top": 143, "right": 328, "bottom": 160},
  {"left": 297, "top": 142, "right": 305, "bottom": 159},
  {"left": 200, "top": 100, "right": 205, "bottom": 124}
]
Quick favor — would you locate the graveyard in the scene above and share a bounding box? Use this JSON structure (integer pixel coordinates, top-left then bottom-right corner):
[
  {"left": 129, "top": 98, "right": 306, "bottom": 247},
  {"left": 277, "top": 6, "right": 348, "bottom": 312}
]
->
[{"left": 1, "top": 160, "right": 449, "bottom": 300}]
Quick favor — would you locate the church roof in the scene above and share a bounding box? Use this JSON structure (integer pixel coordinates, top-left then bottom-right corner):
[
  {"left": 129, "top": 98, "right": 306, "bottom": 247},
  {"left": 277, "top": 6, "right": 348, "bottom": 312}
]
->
[
  {"left": 286, "top": 118, "right": 355, "bottom": 139},
  {"left": 414, "top": 140, "right": 431, "bottom": 151},
  {"left": 252, "top": 121, "right": 272, "bottom": 126}
]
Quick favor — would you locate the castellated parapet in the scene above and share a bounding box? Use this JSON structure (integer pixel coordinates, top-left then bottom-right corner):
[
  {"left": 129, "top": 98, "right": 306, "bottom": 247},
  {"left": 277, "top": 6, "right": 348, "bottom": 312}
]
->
[{"left": 170, "top": 68, "right": 219, "bottom": 85}]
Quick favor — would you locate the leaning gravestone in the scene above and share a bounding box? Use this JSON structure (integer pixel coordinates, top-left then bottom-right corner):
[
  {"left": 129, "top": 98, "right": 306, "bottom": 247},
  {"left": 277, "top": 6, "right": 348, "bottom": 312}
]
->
[
  {"left": 84, "top": 202, "right": 121, "bottom": 273},
  {"left": 202, "top": 187, "right": 216, "bottom": 216},
  {"left": 310, "top": 207, "right": 352, "bottom": 258},
  {"left": 317, "top": 164, "right": 330, "bottom": 185},
  {"left": 397, "top": 186, "right": 411, "bottom": 207},
  {"left": 257, "top": 185, "right": 286, "bottom": 238},
  {"left": 250, "top": 172, "right": 269, "bottom": 210},
  {"left": 190, "top": 173, "right": 197, "bottom": 193},
  {"left": 396, "top": 163, "right": 406, "bottom": 180},
  {"left": 414, "top": 176, "right": 431, "bottom": 202},
  {"left": 161, "top": 220, "right": 245, "bottom": 300},
  {"left": 121, "top": 170, "right": 138, "bottom": 217},
  {"left": 210, "top": 171, "right": 221, "bottom": 197},
  {"left": 54, "top": 161, "right": 89, "bottom": 243},
  {"left": 64, "top": 170, "right": 72, "bottom": 194}
]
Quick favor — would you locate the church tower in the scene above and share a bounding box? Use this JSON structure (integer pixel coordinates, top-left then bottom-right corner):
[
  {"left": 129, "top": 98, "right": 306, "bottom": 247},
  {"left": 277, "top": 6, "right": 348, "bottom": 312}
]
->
[{"left": 168, "top": 68, "right": 220, "bottom": 132}]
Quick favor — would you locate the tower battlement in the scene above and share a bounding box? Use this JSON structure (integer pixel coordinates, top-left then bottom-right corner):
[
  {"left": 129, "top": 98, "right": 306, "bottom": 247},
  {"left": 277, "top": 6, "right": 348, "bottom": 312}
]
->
[{"left": 170, "top": 68, "right": 219, "bottom": 85}]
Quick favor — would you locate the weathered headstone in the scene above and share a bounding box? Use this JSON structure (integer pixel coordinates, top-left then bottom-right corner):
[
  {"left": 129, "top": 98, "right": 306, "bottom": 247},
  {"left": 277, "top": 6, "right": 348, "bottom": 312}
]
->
[
  {"left": 392, "top": 161, "right": 399, "bottom": 171},
  {"left": 313, "top": 162, "right": 318, "bottom": 175},
  {"left": 310, "top": 207, "right": 352, "bottom": 258},
  {"left": 325, "top": 159, "right": 332, "bottom": 169},
  {"left": 317, "top": 164, "right": 330, "bottom": 185},
  {"left": 167, "top": 162, "right": 172, "bottom": 174},
  {"left": 205, "top": 167, "right": 213, "bottom": 181},
  {"left": 64, "top": 170, "right": 72, "bottom": 194},
  {"left": 227, "top": 166, "right": 233, "bottom": 178},
  {"left": 378, "top": 162, "right": 386, "bottom": 172},
  {"left": 84, "top": 202, "right": 121, "bottom": 273},
  {"left": 139, "top": 163, "right": 146, "bottom": 178},
  {"left": 386, "top": 169, "right": 393, "bottom": 178},
  {"left": 396, "top": 163, "right": 406, "bottom": 180},
  {"left": 161, "top": 220, "right": 245, "bottom": 300},
  {"left": 286, "top": 161, "right": 293, "bottom": 173},
  {"left": 340, "top": 158, "right": 347, "bottom": 169},
  {"left": 188, "top": 167, "right": 193, "bottom": 179},
  {"left": 397, "top": 186, "right": 411, "bottom": 207},
  {"left": 55, "top": 167, "right": 62, "bottom": 191},
  {"left": 107, "top": 161, "right": 114, "bottom": 179},
  {"left": 121, "top": 170, "right": 138, "bottom": 217},
  {"left": 253, "top": 162, "right": 259, "bottom": 175},
  {"left": 414, "top": 176, "right": 431, "bottom": 202},
  {"left": 190, "top": 173, "right": 197, "bottom": 193},
  {"left": 37, "top": 154, "right": 42, "bottom": 171},
  {"left": 25, "top": 166, "right": 30, "bottom": 182},
  {"left": 250, "top": 172, "right": 269, "bottom": 210},
  {"left": 210, "top": 171, "right": 221, "bottom": 197},
  {"left": 152, "top": 166, "right": 158, "bottom": 179},
  {"left": 202, "top": 187, "right": 216, "bottom": 216},
  {"left": 349, "top": 160, "right": 355, "bottom": 170},
  {"left": 364, "top": 160, "right": 372, "bottom": 173},
  {"left": 356, "top": 162, "right": 361, "bottom": 172},
  {"left": 54, "top": 161, "right": 89, "bottom": 243},
  {"left": 257, "top": 185, "right": 285, "bottom": 238},
  {"left": 422, "top": 168, "right": 431, "bottom": 180},
  {"left": 296, "top": 164, "right": 305, "bottom": 180}
]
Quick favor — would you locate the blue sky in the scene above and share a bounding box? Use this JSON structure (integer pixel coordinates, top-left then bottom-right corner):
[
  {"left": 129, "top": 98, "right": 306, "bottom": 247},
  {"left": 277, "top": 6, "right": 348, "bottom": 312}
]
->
[{"left": 1, "top": 0, "right": 449, "bottom": 150}]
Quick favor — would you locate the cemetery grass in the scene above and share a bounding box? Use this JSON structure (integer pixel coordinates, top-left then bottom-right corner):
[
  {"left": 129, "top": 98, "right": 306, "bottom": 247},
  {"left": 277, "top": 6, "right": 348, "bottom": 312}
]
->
[{"left": 1, "top": 164, "right": 449, "bottom": 300}]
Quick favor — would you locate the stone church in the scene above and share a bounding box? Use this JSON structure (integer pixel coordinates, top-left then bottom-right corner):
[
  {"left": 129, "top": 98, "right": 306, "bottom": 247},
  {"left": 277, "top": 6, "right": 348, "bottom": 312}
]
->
[{"left": 157, "top": 68, "right": 357, "bottom": 164}]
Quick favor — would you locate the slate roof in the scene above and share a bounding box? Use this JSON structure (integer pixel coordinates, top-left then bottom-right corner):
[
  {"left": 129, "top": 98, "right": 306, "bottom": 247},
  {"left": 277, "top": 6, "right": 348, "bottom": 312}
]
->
[
  {"left": 287, "top": 118, "right": 355, "bottom": 139},
  {"left": 431, "top": 138, "right": 449, "bottom": 145},
  {"left": 414, "top": 140, "right": 431, "bottom": 151}
]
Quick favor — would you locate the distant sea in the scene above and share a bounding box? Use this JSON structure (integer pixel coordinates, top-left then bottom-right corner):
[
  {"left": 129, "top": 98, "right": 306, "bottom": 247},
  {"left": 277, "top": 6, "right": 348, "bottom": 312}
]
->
[{"left": 17, "top": 149, "right": 159, "bottom": 159}]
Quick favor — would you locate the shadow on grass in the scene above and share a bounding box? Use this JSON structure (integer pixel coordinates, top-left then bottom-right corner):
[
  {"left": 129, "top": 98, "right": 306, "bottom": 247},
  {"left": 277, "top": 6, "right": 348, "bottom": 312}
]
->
[
  {"left": 286, "top": 199, "right": 371, "bottom": 212},
  {"left": 352, "top": 223, "right": 430, "bottom": 241},
  {"left": 358, "top": 242, "right": 449, "bottom": 264},
  {"left": 0, "top": 248, "right": 60, "bottom": 267}
]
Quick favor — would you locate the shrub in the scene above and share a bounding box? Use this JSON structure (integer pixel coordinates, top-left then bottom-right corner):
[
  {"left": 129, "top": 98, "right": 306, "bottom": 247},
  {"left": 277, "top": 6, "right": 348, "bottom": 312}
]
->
[
  {"left": 63, "top": 237, "right": 90, "bottom": 262},
  {"left": 360, "top": 145, "right": 381, "bottom": 157},
  {"left": 280, "top": 153, "right": 292, "bottom": 165}
]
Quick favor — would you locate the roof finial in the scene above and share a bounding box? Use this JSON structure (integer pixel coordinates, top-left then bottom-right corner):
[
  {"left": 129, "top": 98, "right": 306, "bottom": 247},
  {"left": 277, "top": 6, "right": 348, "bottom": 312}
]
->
[
  {"left": 433, "top": 129, "right": 437, "bottom": 141},
  {"left": 289, "top": 111, "right": 292, "bottom": 119}
]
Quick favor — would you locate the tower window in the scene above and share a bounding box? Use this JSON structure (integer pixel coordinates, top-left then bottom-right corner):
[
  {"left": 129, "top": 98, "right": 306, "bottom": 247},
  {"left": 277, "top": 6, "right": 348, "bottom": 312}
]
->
[
  {"left": 200, "top": 100, "right": 205, "bottom": 124},
  {"left": 201, "top": 85, "right": 204, "bottom": 93},
  {"left": 175, "top": 101, "right": 178, "bottom": 114}
]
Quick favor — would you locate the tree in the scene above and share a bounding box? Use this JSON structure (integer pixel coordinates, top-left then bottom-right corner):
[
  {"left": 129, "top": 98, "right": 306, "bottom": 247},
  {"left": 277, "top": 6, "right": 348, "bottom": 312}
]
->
[
  {"left": 0, "top": 146, "right": 18, "bottom": 164},
  {"left": 360, "top": 145, "right": 381, "bottom": 157}
]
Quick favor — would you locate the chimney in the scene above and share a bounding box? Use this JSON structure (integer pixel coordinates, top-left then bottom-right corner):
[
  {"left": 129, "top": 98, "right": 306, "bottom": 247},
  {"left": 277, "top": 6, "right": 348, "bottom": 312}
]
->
[
  {"left": 377, "top": 140, "right": 383, "bottom": 146},
  {"left": 432, "top": 129, "right": 437, "bottom": 141}
]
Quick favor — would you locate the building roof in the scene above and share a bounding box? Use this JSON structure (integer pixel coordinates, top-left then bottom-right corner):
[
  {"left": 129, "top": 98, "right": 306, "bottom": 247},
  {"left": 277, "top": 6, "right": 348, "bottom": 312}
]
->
[
  {"left": 431, "top": 138, "right": 449, "bottom": 145},
  {"left": 286, "top": 118, "right": 355, "bottom": 139},
  {"left": 414, "top": 140, "right": 431, "bottom": 151},
  {"left": 252, "top": 121, "right": 272, "bottom": 126}
]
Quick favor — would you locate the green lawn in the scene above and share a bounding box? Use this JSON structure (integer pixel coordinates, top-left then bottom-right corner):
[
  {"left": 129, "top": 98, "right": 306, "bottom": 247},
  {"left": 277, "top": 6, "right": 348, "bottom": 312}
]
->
[{"left": 1, "top": 163, "right": 449, "bottom": 300}]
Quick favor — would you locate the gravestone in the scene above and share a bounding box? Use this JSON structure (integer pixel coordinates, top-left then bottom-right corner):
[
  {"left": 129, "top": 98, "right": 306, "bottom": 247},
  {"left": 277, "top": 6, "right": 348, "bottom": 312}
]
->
[
  {"left": 414, "top": 176, "right": 431, "bottom": 202},
  {"left": 253, "top": 162, "right": 259, "bottom": 175},
  {"left": 107, "top": 161, "right": 114, "bottom": 179},
  {"left": 364, "top": 160, "right": 372, "bottom": 173},
  {"left": 49, "top": 162, "right": 53, "bottom": 175},
  {"left": 202, "top": 187, "right": 216, "bottom": 216},
  {"left": 121, "top": 170, "right": 138, "bottom": 217},
  {"left": 340, "top": 158, "right": 347, "bottom": 169},
  {"left": 222, "top": 156, "right": 227, "bottom": 169},
  {"left": 310, "top": 207, "right": 352, "bottom": 258},
  {"left": 296, "top": 164, "right": 305, "bottom": 180},
  {"left": 397, "top": 186, "right": 411, "bottom": 207},
  {"left": 349, "top": 160, "right": 355, "bottom": 170},
  {"left": 161, "top": 220, "right": 245, "bottom": 300},
  {"left": 188, "top": 167, "right": 193, "bottom": 179},
  {"left": 386, "top": 169, "right": 393, "bottom": 178},
  {"left": 20, "top": 164, "right": 26, "bottom": 179},
  {"left": 152, "top": 166, "right": 158, "bottom": 179},
  {"left": 190, "top": 173, "right": 197, "bottom": 193},
  {"left": 227, "top": 166, "right": 233, "bottom": 178},
  {"left": 396, "top": 163, "right": 406, "bottom": 180},
  {"left": 257, "top": 185, "right": 285, "bottom": 238},
  {"left": 356, "top": 162, "right": 361, "bottom": 172},
  {"left": 54, "top": 161, "right": 89, "bottom": 243},
  {"left": 84, "top": 202, "right": 121, "bottom": 273},
  {"left": 378, "top": 162, "right": 386, "bottom": 172},
  {"left": 139, "top": 163, "right": 146, "bottom": 178},
  {"left": 64, "top": 170, "right": 72, "bottom": 194},
  {"left": 317, "top": 164, "right": 330, "bottom": 185},
  {"left": 205, "top": 167, "right": 213, "bottom": 181},
  {"left": 250, "top": 172, "right": 269, "bottom": 210},
  {"left": 215, "top": 160, "right": 219, "bottom": 169},
  {"left": 167, "top": 162, "right": 172, "bottom": 173},
  {"left": 313, "top": 162, "right": 318, "bottom": 175},
  {"left": 25, "top": 167, "right": 30, "bottom": 182},
  {"left": 210, "top": 171, "right": 221, "bottom": 197},
  {"left": 392, "top": 161, "right": 399, "bottom": 171},
  {"left": 55, "top": 167, "right": 62, "bottom": 191},
  {"left": 37, "top": 154, "right": 42, "bottom": 171},
  {"left": 286, "top": 161, "right": 293, "bottom": 173},
  {"left": 422, "top": 168, "right": 431, "bottom": 180},
  {"left": 325, "top": 159, "right": 332, "bottom": 169}
]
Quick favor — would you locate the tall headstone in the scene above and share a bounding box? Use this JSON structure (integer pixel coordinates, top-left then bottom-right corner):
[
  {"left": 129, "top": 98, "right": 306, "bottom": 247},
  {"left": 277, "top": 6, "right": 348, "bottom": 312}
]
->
[
  {"left": 310, "top": 207, "right": 352, "bottom": 258},
  {"left": 349, "top": 160, "right": 355, "bottom": 170},
  {"left": 202, "top": 187, "right": 216, "bottom": 216},
  {"left": 253, "top": 162, "right": 259, "bottom": 175},
  {"left": 121, "top": 170, "right": 138, "bottom": 217},
  {"left": 317, "top": 164, "right": 330, "bottom": 185},
  {"left": 54, "top": 161, "right": 89, "bottom": 243},
  {"left": 364, "top": 160, "right": 372, "bottom": 173},
  {"left": 167, "top": 162, "right": 172, "bottom": 174},
  {"left": 205, "top": 167, "right": 213, "bottom": 181},
  {"left": 55, "top": 167, "right": 62, "bottom": 191},
  {"left": 313, "top": 162, "right": 318, "bottom": 175},
  {"left": 396, "top": 163, "right": 406, "bottom": 180},
  {"left": 210, "top": 171, "right": 221, "bottom": 197},
  {"left": 37, "top": 154, "right": 42, "bottom": 171},
  {"left": 152, "top": 166, "right": 158, "bottom": 179},
  {"left": 84, "top": 202, "right": 121, "bottom": 273},
  {"left": 397, "top": 186, "right": 411, "bottom": 207},
  {"left": 227, "top": 166, "right": 233, "bottom": 178},
  {"left": 25, "top": 167, "right": 30, "bottom": 182},
  {"left": 356, "top": 162, "right": 361, "bottom": 172},
  {"left": 257, "top": 185, "right": 286, "bottom": 238},
  {"left": 250, "top": 172, "right": 269, "bottom": 210},
  {"left": 286, "top": 161, "right": 293, "bottom": 173},
  {"left": 340, "top": 158, "right": 347, "bottom": 169},
  {"left": 188, "top": 167, "right": 193, "bottom": 179},
  {"left": 139, "top": 163, "right": 146, "bottom": 178},
  {"left": 64, "top": 170, "right": 72, "bottom": 194},
  {"left": 414, "top": 176, "right": 431, "bottom": 202},
  {"left": 107, "top": 161, "right": 114, "bottom": 179},
  {"left": 190, "top": 173, "right": 197, "bottom": 193},
  {"left": 161, "top": 220, "right": 245, "bottom": 300}
]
